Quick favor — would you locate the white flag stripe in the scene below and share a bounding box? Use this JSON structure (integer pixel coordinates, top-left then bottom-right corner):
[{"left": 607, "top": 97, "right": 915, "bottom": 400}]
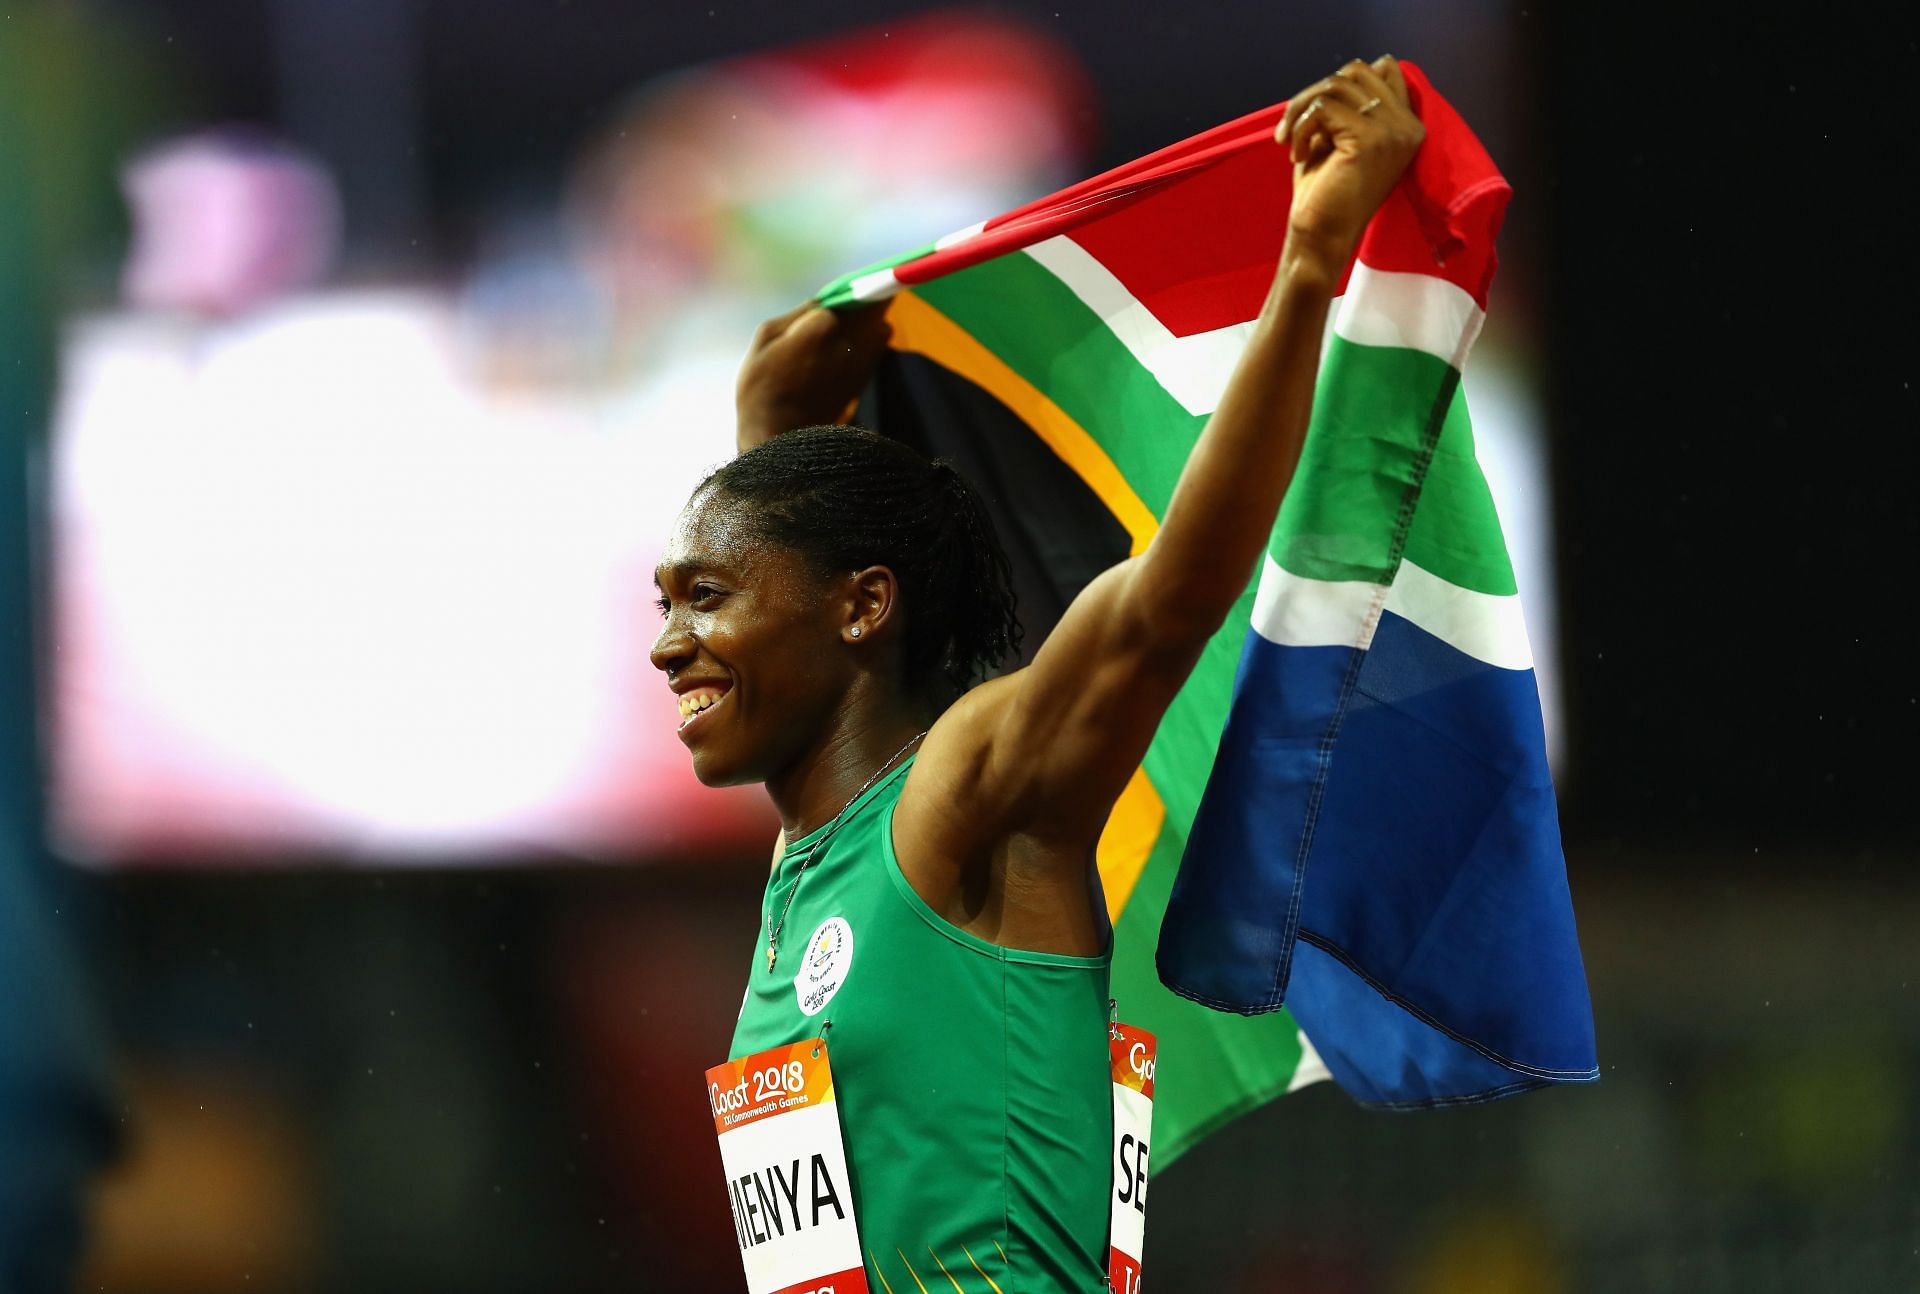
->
[
  {"left": 1288, "top": 1029, "right": 1333, "bottom": 1093},
  {"left": 848, "top": 268, "right": 902, "bottom": 302},
  {"left": 1385, "top": 557, "right": 1533, "bottom": 670},
  {"left": 1024, "top": 237, "right": 1486, "bottom": 416},
  {"left": 1333, "top": 263, "right": 1487, "bottom": 372},
  {"left": 1251, "top": 555, "right": 1386, "bottom": 650},
  {"left": 1023, "top": 236, "right": 1255, "bottom": 416},
  {"left": 934, "top": 220, "right": 989, "bottom": 251},
  {"left": 1252, "top": 554, "right": 1532, "bottom": 671}
]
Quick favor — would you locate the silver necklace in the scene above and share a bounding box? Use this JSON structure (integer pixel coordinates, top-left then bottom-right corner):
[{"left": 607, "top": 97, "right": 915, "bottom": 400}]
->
[{"left": 766, "top": 730, "right": 927, "bottom": 972}]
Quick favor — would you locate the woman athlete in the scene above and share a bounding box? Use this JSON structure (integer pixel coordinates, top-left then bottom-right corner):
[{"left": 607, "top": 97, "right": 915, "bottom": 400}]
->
[{"left": 655, "top": 56, "right": 1424, "bottom": 1293}]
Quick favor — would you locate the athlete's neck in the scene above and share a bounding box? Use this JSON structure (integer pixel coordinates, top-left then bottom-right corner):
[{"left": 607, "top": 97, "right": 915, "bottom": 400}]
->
[{"left": 768, "top": 693, "right": 933, "bottom": 841}]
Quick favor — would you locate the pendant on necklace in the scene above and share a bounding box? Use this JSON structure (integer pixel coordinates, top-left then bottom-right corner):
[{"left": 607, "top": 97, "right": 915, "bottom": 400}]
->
[{"left": 766, "top": 941, "right": 777, "bottom": 973}]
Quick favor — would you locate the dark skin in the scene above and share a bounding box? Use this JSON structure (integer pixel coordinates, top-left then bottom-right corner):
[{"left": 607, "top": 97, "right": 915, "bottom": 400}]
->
[
  {"left": 652, "top": 490, "right": 936, "bottom": 831},
  {"left": 659, "top": 57, "right": 1424, "bottom": 957}
]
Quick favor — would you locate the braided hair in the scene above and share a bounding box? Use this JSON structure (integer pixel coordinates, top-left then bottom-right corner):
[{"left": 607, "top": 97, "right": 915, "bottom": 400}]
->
[{"left": 699, "top": 425, "right": 1022, "bottom": 702}]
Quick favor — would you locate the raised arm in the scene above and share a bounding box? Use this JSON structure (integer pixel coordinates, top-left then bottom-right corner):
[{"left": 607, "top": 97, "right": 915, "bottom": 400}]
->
[
  {"left": 725, "top": 58, "right": 1426, "bottom": 920},
  {"left": 735, "top": 301, "right": 892, "bottom": 452},
  {"left": 927, "top": 57, "right": 1426, "bottom": 849}
]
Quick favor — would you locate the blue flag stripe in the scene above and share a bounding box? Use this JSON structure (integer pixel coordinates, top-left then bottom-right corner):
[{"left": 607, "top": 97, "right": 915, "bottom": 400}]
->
[{"left": 1160, "top": 605, "right": 1598, "bottom": 1096}]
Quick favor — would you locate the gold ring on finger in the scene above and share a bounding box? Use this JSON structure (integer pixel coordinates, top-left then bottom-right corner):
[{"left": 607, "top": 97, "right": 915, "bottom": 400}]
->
[
  {"left": 1303, "top": 97, "right": 1326, "bottom": 119},
  {"left": 1359, "top": 96, "right": 1382, "bottom": 115}
]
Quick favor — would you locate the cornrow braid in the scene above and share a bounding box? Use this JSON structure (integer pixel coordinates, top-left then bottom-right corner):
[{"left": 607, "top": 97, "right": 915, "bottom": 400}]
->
[{"left": 699, "top": 425, "right": 1023, "bottom": 702}]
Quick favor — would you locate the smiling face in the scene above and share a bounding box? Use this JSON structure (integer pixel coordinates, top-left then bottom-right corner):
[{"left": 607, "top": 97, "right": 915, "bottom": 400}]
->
[{"left": 649, "top": 487, "right": 852, "bottom": 787}]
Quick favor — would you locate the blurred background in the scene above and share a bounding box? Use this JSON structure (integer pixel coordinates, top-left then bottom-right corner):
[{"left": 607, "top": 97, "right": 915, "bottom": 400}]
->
[{"left": 1, "top": 1, "right": 1914, "bottom": 1291}]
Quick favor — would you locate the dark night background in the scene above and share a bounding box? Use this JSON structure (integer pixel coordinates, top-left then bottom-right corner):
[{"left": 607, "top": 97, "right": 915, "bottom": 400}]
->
[{"left": 1543, "top": 4, "right": 1918, "bottom": 855}]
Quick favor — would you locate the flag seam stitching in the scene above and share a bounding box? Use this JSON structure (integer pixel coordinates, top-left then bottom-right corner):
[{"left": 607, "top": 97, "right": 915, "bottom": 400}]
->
[
  {"left": 1295, "top": 928, "right": 1601, "bottom": 1080},
  {"left": 1255, "top": 363, "right": 1468, "bottom": 1007},
  {"left": 1357, "top": 1077, "right": 1558, "bottom": 1111},
  {"left": 1161, "top": 359, "right": 1469, "bottom": 1014}
]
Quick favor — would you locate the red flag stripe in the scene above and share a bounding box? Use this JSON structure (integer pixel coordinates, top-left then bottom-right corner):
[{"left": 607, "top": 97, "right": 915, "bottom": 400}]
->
[{"left": 891, "top": 61, "right": 1506, "bottom": 337}]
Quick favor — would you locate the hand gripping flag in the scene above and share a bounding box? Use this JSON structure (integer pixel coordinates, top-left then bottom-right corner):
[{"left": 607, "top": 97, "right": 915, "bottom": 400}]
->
[{"left": 819, "top": 63, "right": 1597, "bottom": 1161}]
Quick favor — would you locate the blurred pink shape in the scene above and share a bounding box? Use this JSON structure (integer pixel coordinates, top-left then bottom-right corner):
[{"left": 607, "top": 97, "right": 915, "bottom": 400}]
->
[{"left": 120, "top": 131, "right": 341, "bottom": 316}]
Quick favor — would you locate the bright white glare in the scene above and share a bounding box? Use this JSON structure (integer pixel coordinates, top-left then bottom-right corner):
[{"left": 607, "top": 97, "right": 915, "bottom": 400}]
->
[
  {"left": 51, "top": 292, "right": 766, "bottom": 863},
  {"left": 50, "top": 15, "right": 1094, "bottom": 868},
  {"left": 1462, "top": 343, "right": 1564, "bottom": 771}
]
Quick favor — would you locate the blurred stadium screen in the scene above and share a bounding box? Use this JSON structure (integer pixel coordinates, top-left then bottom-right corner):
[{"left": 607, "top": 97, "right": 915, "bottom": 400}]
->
[{"left": 45, "top": 11, "right": 1557, "bottom": 868}]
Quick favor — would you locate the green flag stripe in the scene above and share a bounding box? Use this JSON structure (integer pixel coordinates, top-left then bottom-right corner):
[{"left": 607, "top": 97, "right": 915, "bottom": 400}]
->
[
  {"left": 914, "top": 253, "right": 1205, "bottom": 518},
  {"left": 1404, "top": 376, "right": 1518, "bottom": 596},
  {"left": 925, "top": 256, "right": 1517, "bottom": 597},
  {"left": 817, "top": 239, "right": 937, "bottom": 307},
  {"left": 1273, "top": 342, "right": 1517, "bottom": 596}
]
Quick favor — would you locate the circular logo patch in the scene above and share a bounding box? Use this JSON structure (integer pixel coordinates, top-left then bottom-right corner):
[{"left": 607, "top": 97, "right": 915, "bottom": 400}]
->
[{"left": 793, "top": 916, "right": 854, "bottom": 1017}]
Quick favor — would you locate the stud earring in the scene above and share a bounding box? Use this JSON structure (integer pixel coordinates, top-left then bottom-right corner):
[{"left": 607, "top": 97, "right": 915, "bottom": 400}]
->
[{"left": 850, "top": 626, "right": 862, "bottom": 639}]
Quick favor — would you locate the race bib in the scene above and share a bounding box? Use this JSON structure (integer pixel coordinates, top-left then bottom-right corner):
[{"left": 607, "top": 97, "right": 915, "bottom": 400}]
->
[
  {"left": 1108, "top": 1023, "right": 1156, "bottom": 1294},
  {"left": 707, "top": 1039, "right": 868, "bottom": 1294}
]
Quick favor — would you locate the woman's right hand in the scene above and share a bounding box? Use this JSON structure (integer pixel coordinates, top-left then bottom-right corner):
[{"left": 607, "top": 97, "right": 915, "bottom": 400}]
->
[
  {"left": 1276, "top": 55, "right": 1425, "bottom": 274},
  {"left": 735, "top": 301, "right": 893, "bottom": 452}
]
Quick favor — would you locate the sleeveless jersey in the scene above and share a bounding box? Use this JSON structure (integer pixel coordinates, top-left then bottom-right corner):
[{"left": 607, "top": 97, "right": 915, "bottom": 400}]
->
[{"left": 730, "top": 755, "right": 1113, "bottom": 1293}]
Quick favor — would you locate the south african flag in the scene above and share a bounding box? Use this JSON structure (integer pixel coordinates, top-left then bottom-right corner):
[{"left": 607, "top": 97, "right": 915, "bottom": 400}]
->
[{"left": 824, "top": 62, "right": 1597, "bottom": 1161}]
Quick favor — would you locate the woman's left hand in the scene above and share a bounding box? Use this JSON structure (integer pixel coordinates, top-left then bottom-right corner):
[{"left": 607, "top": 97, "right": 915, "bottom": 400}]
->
[
  {"left": 735, "top": 301, "right": 893, "bottom": 452},
  {"left": 1276, "top": 55, "right": 1425, "bottom": 271}
]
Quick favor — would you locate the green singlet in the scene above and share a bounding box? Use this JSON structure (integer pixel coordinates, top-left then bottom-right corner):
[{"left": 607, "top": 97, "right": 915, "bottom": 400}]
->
[{"left": 730, "top": 755, "right": 1114, "bottom": 1293}]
